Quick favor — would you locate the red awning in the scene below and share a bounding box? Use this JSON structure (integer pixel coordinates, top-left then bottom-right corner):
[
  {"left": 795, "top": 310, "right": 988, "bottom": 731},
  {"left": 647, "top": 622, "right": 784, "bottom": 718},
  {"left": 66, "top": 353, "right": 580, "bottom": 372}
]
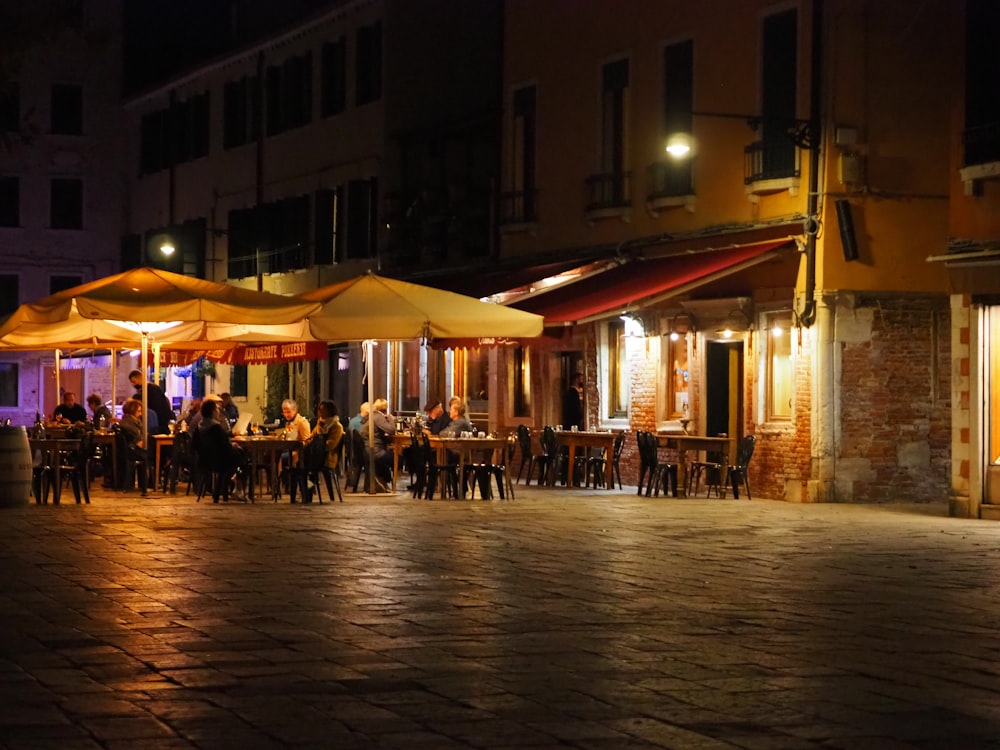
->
[{"left": 512, "top": 239, "right": 793, "bottom": 325}]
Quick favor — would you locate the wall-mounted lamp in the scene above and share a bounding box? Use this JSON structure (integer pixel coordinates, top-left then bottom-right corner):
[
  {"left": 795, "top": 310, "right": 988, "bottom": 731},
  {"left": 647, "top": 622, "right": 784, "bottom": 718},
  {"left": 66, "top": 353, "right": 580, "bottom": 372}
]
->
[
  {"left": 668, "top": 312, "right": 695, "bottom": 341},
  {"left": 159, "top": 243, "right": 175, "bottom": 256},
  {"left": 716, "top": 308, "right": 752, "bottom": 339},
  {"left": 621, "top": 312, "right": 645, "bottom": 338},
  {"left": 665, "top": 111, "right": 820, "bottom": 163}
]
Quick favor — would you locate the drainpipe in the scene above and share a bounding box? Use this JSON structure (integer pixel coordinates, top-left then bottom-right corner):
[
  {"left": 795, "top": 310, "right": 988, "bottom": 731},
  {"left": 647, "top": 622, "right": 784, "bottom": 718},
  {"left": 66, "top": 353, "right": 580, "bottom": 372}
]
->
[{"left": 799, "top": 0, "right": 824, "bottom": 327}]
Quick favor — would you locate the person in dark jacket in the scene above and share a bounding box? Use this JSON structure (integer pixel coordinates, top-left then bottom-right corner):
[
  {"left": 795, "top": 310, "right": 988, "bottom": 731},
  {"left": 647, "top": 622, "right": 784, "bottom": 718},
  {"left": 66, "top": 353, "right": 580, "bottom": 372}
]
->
[{"left": 128, "top": 369, "right": 175, "bottom": 435}]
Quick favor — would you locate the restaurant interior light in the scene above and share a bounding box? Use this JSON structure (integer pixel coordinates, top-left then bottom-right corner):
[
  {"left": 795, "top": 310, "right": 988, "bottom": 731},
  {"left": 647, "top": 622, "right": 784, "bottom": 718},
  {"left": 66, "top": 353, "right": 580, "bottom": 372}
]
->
[{"left": 160, "top": 243, "right": 176, "bottom": 256}]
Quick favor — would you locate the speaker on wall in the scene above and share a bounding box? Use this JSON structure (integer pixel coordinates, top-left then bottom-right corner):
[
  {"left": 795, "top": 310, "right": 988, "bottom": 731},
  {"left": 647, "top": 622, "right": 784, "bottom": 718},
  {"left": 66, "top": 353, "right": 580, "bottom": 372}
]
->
[{"left": 835, "top": 198, "right": 859, "bottom": 262}]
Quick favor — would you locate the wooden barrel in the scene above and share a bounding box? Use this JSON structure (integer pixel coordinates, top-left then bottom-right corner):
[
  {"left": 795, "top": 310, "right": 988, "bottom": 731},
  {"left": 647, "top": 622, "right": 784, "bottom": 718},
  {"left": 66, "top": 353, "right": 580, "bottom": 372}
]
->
[{"left": 0, "top": 427, "right": 33, "bottom": 507}]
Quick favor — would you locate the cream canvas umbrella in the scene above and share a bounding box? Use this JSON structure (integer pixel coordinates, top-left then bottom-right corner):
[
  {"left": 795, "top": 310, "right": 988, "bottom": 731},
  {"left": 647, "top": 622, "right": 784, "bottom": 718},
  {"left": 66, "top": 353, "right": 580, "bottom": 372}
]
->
[
  {"left": 299, "top": 271, "right": 545, "bottom": 492},
  {"left": 0, "top": 268, "right": 321, "bottom": 437}
]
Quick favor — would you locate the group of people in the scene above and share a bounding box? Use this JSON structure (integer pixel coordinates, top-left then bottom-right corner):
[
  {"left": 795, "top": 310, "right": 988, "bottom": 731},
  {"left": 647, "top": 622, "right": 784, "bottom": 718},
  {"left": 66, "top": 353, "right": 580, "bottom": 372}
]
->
[{"left": 346, "top": 395, "right": 477, "bottom": 490}]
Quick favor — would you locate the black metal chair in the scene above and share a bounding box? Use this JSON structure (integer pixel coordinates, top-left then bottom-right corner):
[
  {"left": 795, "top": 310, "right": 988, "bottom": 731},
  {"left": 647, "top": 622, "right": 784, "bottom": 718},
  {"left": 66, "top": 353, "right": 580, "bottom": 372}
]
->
[
  {"left": 515, "top": 424, "right": 543, "bottom": 485},
  {"left": 589, "top": 431, "right": 625, "bottom": 490},
  {"left": 421, "top": 432, "right": 460, "bottom": 499},
  {"left": 727, "top": 435, "right": 756, "bottom": 499},
  {"left": 114, "top": 426, "right": 149, "bottom": 495}
]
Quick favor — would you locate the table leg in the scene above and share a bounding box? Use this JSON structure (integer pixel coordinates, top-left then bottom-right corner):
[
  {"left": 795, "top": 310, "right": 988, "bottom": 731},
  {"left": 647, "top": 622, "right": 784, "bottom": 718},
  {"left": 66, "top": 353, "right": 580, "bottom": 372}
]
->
[
  {"left": 393, "top": 443, "right": 402, "bottom": 492},
  {"left": 604, "top": 450, "right": 612, "bottom": 490},
  {"left": 567, "top": 444, "right": 578, "bottom": 486},
  {"left": 52, "top": 453, "right": 62, "bottom": 504},
  {"left": 676, "top": 447, "right": 689, "bottom": 498}
]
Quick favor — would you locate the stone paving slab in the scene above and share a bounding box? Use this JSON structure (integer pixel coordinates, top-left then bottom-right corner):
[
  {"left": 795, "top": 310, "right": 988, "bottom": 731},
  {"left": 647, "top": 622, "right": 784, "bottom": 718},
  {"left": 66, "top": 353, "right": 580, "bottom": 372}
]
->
[{"left": 0, "top": 485, "right": 999, "bottom": 748}]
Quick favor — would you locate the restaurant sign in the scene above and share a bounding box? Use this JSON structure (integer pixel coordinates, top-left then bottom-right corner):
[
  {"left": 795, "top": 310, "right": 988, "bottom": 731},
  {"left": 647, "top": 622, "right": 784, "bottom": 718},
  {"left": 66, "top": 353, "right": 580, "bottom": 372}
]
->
[{"left": 161, "top": 341, "right": 327, "bottom": 366}]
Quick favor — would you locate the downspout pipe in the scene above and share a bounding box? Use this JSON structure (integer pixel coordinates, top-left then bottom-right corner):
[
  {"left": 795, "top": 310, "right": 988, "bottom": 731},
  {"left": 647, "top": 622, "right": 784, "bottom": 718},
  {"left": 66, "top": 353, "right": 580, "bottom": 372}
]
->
[{"left": 799, "top": 0, "right": 824, "bottom": 327}]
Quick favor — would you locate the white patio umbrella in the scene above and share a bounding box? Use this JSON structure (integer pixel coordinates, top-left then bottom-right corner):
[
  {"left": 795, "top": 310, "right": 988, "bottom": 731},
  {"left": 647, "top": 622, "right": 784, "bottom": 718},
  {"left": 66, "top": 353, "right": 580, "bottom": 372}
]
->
[
  {"left": 0, "top": 268, "right": 321, "bottom": 439},
  {"left": 298, "top": 271, "right": 545, "bottom": 493}
]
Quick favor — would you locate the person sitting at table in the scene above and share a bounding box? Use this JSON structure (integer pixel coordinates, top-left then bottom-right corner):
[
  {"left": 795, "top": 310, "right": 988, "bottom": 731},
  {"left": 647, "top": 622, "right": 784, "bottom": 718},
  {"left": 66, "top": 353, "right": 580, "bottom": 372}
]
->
[
  {"left": 86, "top": 393, "right": 113, "bottom": 429},
  {"left": 301, "top": 400, "right": 345, "bottom": 497},
  {"left": 423, "top": 398, "right": 451, "bottom": 435},
  {"left": 219, "top": 392, "right": 239, "bottom": 424},
  {"left": 438, "top": 398, "right": 473, "bottom": 438},
  {"left": 281, "top": 399, "right": 312, "bottom": 441},
  {"left": 178, "top": 397, "right": 202, "bottom": 431},
  {"left": 360, "top": 397, "right": 396, "bottom": 490},
  {"left": 53, "top": 391, "right": 88, "bottom": 425},
  {"left": 306, "top": 400, "right": 344, "bottom": 462},
  {"left": 191, "top": 398, "right": 247, "bottom": 502},
  {"left": 187, "top": 395, "right": 230, "bottom": 434},
  {"left": 118, "top": 398, "right": 147, "bottom": 492},
  {"left": 348, "top": 401, "right": 368, "bottom": 435}
]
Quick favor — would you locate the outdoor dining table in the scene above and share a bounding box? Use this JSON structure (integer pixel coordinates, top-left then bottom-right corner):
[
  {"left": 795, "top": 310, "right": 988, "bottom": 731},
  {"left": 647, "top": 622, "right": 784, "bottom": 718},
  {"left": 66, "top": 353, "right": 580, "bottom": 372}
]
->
[
  {"left": 232, "top": 435, "right": 303, "bottom": 501},
  {"left": 392, "top": 432, "right": 510, "bottom": 498},
  {"left": 655, "top": 433, "right": 733, "bottom": 498},
  {"left": 28, "top": 437, "right": 81, "bottom": 503},
  {"left": 436, "top": 436, "right": 510, "bottom": 499},
  {"left": 153, "top": 433, "right": 174, "bottom": 487},
  {"left": 553, "top": 430, "right": 619, "bottom": 489}
]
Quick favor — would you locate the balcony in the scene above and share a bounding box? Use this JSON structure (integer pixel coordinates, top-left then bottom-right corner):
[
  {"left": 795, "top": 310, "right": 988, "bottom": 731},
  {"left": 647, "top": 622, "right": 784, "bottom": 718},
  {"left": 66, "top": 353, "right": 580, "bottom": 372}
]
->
[
  {"left": 584, "top": 171, "right": 631, "bottom": 222},
  {"left": 498, "top": 189, "right": 538, "bottom": 229},
  {"left": 960, "top": 122, "right": 1000, "bottom": 191},
  {"left": 744, "top": 139, "right": 800, "bottom": 197},
  {"left": 645, "top": 161, "right": 694, "bottom": 215}
]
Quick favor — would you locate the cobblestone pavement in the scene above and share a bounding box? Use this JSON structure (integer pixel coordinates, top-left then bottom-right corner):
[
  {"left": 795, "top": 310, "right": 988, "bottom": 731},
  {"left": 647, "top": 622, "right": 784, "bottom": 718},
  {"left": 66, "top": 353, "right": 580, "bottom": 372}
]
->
[{"left": 1, "top": 483, "right": 999, "bottom": 750}]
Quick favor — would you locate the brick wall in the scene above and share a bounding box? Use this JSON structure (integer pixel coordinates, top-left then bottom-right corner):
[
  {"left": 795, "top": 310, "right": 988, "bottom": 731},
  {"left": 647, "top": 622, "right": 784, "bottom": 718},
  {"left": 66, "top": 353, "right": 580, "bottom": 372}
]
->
[{"left": 834, "top": 296, "right": 951, "bottom": 503}]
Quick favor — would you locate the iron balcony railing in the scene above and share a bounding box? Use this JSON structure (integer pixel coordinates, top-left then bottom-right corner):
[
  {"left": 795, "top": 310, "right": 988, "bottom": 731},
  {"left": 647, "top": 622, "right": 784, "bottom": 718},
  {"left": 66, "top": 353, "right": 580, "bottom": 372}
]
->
[
  {"left": 584, "top": 171, "right": 631, "bottom": 212},
  {"left": 744, "top": 139, "right": 799, "bottom": 184},
  {"left": 646, "top": 160, "right": 694, "bottom": 200},
  {"left": 498, "top": 189, "right": 538, "bottom": 225}
]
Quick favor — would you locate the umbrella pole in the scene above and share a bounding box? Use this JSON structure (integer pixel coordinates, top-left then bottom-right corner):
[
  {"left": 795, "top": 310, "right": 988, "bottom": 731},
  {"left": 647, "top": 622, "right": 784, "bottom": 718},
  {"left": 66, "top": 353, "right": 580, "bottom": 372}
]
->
[
  {"left": 366, "top": 339, "right": 377, "bottom": 494},
  {"left": 54, "top": 350, "right": 61, "bottom": 420},
  {"left": 141, "top": 334, "right": 149, "bottom": 470}
]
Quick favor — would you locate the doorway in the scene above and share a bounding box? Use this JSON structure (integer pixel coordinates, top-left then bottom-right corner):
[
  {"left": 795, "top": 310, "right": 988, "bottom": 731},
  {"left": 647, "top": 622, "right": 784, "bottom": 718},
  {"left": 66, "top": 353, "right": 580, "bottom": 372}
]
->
[{"left": 705, "top": 340, "right": 743, "bottom": 463}]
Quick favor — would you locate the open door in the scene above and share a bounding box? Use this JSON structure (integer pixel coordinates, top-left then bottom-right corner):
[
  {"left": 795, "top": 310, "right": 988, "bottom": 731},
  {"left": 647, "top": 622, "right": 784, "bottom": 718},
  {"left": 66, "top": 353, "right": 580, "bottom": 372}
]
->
[{"left": 705, "top": 340, "right": 743, "bottom": 465}]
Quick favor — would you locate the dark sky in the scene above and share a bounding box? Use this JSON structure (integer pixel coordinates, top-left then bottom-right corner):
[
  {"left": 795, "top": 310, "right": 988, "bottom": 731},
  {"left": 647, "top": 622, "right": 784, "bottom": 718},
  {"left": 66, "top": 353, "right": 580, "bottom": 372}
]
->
[{"left": 123, "top": 0, "right": 344, "bottom": 95}]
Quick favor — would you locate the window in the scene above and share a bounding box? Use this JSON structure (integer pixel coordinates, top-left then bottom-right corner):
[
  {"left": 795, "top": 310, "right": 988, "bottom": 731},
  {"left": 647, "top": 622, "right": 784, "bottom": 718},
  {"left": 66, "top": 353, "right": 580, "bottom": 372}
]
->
[
  {"left": 607, "top": 320, "right": 628, "bottom": 419},
  {"left": 661, "top": 333, "right": 690, "bottom": 419},
  {"left": 356, "top": 21, "right": 382, "bottom": 106},
  {"left": 231, "top": 365, "right": 248, "bottom": 398},
  {"left": 50, "top": 275, "right": 81, "bottom": 295},
  {"left": 511, "top": 346, "right": 531, "bottom": 418},
  {"left": 0, "top": 83, "right": 19, "bottom": 132},
  {"left": 503, "top": 84, "right": 537, "bottom": 224},
  {"left": 0, "top": 363, "right": 18, "bottom": 407},
  {"left": 171, "top": 92, "right": 210, "bottom": 163},
  {"left": 223, "top": 75, "right": 261, "bottom": 149},
  {"left": 964, "top": 0, "right": 1000, "bottom": 166},
  {"left": 753, "top": 9, "right": 798, "bottom": 181},
  {"left": 345, "top": 178, "right": 377, "bottom": 260},
  {"left": 227, "top": 196, "right": 310, "bottom": 280},
  {"left": 266, "top": 53, "right": 313, "bottom": 136},
  {"left": 586, "top": 59, "right": 630, "bottom": 210},
  {"left": 653, "top": 40, "right": 694, "bottom": 198},
  {"left": 765, "top": 311, "right": 794, "bottom": 420},
  {"left": 313, "top": 187, "right": 340, "bottom": 265},
  {"left": 0, "top": 275, "right": 18, "bottom": 317},
  {"left": 0, "top": 177, "right": 18, "bottom": 227},
  {"left": 50, "top": 178, "right": 83, "bottom": 229},
  {"left": 321, "top": 37, "right": 347, "bottom": 117},
  {"left": 51, "top": 84, "right": 83, "bottom": 135}
]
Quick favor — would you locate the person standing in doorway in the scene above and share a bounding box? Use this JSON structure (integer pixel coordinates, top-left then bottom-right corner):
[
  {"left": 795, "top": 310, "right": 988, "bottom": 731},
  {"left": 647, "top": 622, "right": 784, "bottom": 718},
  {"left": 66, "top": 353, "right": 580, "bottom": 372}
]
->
[{"left": 562, "top": 371, "right": 584, "bottom": 430}]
